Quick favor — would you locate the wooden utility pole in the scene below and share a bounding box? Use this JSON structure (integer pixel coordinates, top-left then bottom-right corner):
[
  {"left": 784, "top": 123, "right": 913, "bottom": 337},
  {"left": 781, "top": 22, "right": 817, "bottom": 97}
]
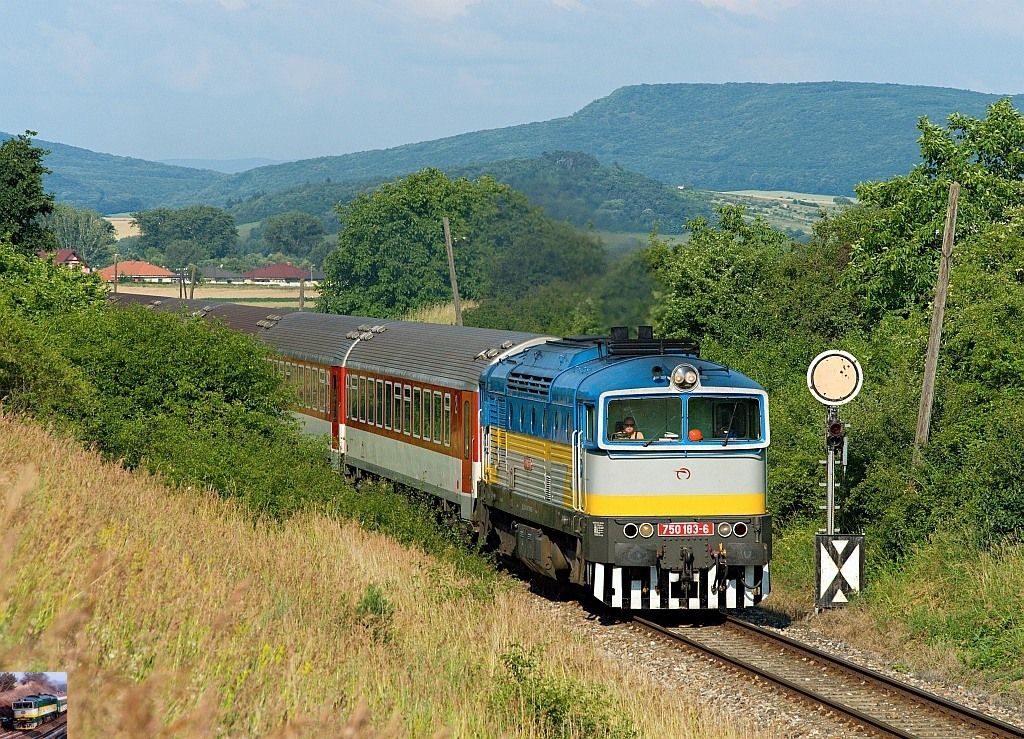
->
[
  {"left": 442, "top": 216, "right": 463, "bottom": 326},
  {"left": 188, "top": 265, "right": 198, "bottom": 299},
  {"left": 112, "top": 253, "right": 119, "bottom": 294},
  {"left": 914, "top": 181, "right": 960, "bottom": 461},
  {"left": 299, "top": 278, "right": 305, "bottom": 311}
]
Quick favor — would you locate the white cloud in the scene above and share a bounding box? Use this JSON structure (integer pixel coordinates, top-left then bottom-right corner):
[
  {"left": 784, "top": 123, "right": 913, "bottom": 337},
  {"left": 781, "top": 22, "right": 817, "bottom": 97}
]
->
[
  {"left": 692, "top": 0, "right": 803, "bottom": 16},
  {"left": 389, "top": 0, "right": 482, "bottom": 20}
]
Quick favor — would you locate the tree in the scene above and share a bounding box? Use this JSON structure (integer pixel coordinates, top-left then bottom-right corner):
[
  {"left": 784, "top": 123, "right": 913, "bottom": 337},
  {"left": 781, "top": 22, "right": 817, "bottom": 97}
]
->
[
  {"left": 0, "top": 672, "right": 16, "bottom": 693},
  {"left": 644, "top": 205, "right": 791, "bottom": 344},
  {"left": 319, "top": 168, "right": 606, "bottom": 318},
  {"left": 262, "top": 211, "right": 325, "bottom": 259},
  {"left": 164, "top": 238, "right": 207, "bottom": 271},
  {"left": 319, "top": 169, "right": 501, "bottom": 317},
  {"left": 133, "top": 205, "right": 238, "bottom": 260},
  {"left": 841, "top": 98, "right": 1024, "bottom": 319},
  {"left": 37, "top": 203, "right": 116, "bottom": 267},
  {"left": 0, "top": 131, "right": 58, "bottom": 255}
]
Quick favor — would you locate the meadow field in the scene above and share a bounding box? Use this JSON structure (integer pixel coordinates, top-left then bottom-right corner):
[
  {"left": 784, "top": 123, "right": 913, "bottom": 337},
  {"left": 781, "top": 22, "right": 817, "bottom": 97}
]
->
[
  {"left": 113, "top": 283, "right": 319, "bottom": 308},
  {"left": 0, "top": 416, "right": 769, "bottom": 738}
]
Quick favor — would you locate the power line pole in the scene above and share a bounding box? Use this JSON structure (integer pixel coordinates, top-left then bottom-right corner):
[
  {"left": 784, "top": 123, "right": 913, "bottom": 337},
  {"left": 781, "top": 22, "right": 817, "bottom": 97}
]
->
[
  {"left": 914, "top": 181, "right": 960, "bottom": 462},
  {"left": 442, "top": 216, "right": 463, "bottom": 326}
]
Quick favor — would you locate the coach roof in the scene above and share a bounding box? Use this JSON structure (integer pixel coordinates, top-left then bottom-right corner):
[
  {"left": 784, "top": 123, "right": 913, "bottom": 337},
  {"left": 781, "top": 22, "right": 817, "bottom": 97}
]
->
[{"left": 264, "top": 312, "right": 542, "bottom": 386}]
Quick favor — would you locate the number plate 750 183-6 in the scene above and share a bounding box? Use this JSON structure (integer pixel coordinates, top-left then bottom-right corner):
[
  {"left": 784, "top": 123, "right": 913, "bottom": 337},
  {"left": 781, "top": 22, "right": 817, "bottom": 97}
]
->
[{"left": 657, "top": 521, "right": 713, "bottom": 537}]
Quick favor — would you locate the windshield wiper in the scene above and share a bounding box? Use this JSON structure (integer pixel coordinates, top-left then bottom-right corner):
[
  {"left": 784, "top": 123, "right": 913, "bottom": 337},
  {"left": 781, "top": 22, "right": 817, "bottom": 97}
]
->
[{"left": 722, "top": 401, "right": 739, "bottom": 447}]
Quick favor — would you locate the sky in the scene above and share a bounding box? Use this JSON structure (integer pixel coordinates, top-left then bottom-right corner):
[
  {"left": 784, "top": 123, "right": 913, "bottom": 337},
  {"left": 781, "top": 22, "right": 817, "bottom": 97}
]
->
[
  {"left": 11, "top": 672, "right": 68, "bottom": 686},
  {"left": 1, "top": 0, "right": 1022, "bottom": 163}
]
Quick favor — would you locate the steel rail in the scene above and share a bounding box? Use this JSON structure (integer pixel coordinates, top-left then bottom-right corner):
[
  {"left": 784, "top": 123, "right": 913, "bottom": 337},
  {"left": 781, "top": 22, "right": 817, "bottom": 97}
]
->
[
  {"left": 723, "top": 616, "right": 1023, "bottom": 738},
  {"left": 634, "top": 615, "right": 1023, "bottom": 739}
]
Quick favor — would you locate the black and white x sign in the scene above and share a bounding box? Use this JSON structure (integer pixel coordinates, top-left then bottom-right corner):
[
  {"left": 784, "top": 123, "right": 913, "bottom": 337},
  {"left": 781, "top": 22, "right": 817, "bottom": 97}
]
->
[{"left": 815, "top": 533, "right": 864, "bottom": 608}]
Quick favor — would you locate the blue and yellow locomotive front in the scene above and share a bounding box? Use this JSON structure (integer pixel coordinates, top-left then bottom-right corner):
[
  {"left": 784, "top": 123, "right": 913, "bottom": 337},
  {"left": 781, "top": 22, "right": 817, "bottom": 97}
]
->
[{"left": 477, "top": 333, "right": 771, "bottom": 610}]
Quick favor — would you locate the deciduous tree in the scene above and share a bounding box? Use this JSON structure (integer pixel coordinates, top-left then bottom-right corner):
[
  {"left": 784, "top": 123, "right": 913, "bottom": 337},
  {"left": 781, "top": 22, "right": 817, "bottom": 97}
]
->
[
  {"left": 133, "top": 205, "right": 238, "bottom": 260},
  {"left": 262, "top": 211, "right": 325, "bottom": 259},
  {"left": 38, "top": 203, "right": 116, "bottom": 267},
  {"left": 0, "top": 131, "right": 58, "bottom": 255}
]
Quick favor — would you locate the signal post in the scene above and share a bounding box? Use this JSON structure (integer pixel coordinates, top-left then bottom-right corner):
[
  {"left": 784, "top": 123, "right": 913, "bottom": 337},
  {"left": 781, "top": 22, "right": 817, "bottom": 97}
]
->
[{"left": 807, "top": 350, "right": 864, "bottom": 610}]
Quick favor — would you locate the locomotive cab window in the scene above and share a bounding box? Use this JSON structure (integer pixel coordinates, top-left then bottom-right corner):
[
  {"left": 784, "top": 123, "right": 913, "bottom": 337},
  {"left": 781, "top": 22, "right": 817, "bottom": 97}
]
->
[
  {"left": 687, "top": 396, "right": 762, "bottom": 442},
  {"left": 605, "top": 396, "right": 681, "bottom": 442}
]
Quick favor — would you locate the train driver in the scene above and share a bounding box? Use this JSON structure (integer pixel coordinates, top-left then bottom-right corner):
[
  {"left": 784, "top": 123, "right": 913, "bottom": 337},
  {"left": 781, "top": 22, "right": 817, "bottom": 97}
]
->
[{"left": 614, "top": 416, "right": 645, "bottom": 440}]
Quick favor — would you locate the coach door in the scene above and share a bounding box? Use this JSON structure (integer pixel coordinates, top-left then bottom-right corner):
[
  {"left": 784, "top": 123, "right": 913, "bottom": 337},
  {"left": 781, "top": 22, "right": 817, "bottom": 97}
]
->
[{"left": 453, "top": 393, "right": 473, "bottom": 494}]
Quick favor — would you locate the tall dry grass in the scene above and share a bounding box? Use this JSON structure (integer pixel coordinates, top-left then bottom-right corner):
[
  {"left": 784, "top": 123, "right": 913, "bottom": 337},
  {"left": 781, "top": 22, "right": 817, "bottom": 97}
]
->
[
  {"left": 404, "top": 302, "right": 479, "bottom": 326},
  {"left": 0, "top": 416, "right": 768, "bottom": 737}
]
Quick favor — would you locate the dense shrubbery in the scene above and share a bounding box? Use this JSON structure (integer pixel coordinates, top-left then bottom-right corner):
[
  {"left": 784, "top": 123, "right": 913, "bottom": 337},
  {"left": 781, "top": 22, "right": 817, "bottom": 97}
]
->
[
  {"left": 0, "top": 242, "right": 489, "bottom": 578},
  {"left": 644, "top": 100, "right": 1024, "bottom": 561}
]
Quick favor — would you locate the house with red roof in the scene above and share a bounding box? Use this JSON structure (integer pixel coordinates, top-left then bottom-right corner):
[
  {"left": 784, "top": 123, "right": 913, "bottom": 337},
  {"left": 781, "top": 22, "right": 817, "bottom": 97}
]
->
[
  {"left": 243, "top": 263, "right": 313, "bottom": 284},
  {"left": 96, "top": 260, "right": 176, "bottom": 283},
  {"left": 37, "top": 249, "right": 90, "bottom": 272}
]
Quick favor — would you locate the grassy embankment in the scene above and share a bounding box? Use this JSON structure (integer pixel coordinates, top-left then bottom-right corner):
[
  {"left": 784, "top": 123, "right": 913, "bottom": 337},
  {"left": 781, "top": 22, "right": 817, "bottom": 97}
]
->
[
  {"left": 767, "top": 522, "right": 1024, "bottom": 700},
  {"left": 0, "top": 416, "right": 768, "bottom": 738}
]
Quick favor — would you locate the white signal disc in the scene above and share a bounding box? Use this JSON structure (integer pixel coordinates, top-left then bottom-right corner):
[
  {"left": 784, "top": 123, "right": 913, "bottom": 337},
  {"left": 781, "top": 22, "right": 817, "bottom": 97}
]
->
[{"left": 807, "top": 350, "right": 863, "bottom": 406}]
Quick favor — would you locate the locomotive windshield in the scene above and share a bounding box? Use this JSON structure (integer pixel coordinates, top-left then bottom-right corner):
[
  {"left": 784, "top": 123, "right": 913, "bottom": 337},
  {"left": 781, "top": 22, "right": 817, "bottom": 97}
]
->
[
  {"left": 605, "top": 394, "right": 764, "bottom": 445},
  {"left": 606, "top": 397, "right": 681, "bottom": 442}
]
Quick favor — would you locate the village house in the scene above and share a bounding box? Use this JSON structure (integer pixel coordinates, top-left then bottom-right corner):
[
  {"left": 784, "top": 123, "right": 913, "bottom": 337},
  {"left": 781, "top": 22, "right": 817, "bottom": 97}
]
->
[
  {"left": 95, "top": 260, "right": 176, "bottom": 283},
  {"left": 243, "top": 263, "right": 318, "bottom": 285},
  {"left": 37, "top": 249, "right": 90, "bottom": 272}
]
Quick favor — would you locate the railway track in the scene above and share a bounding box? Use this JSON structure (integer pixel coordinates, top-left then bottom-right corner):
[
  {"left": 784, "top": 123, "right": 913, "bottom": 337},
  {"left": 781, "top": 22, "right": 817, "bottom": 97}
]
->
[
  {"left": 634, "top": 615, "right": 1024, "bottom": 738},
  {"left": 0, "top": 715, "right": 67, "bottom": 739}
]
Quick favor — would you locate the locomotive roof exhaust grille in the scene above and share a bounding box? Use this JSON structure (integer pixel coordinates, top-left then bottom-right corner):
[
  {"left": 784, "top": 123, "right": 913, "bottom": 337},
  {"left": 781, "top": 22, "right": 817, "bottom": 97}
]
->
[{"left": 507, "top": 371, "right": 553, "bottom": 397}]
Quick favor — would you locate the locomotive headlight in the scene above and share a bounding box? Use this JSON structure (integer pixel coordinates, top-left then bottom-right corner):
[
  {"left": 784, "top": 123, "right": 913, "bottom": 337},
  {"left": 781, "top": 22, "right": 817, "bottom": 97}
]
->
[
  {"left": 733, "top": 522, "right": 748, "bottom": 537},
  {"left": 623, "top": 523, "right": 639, "bottom": 539},
  {"left": 638, "top": 522, "right": 655, "bottom": 538},
  {"left": 717, "top": 522, "right": 733, "bottom": 537},
  {"left": 671, "top": 363, "right": 699, "bottom": 390}
]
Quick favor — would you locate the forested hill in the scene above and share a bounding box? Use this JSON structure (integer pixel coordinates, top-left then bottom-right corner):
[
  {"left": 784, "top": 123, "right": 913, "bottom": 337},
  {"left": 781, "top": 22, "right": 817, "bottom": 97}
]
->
[
  {"left": 0, "top": 133, "right": 228, "bottom": 214},
  {"left": 209, "top": 82, "right": 1007, "bottom": 199},
  {"left": 8, "top": 81, "right": 1012, "bottom": 211},
  {"left": 227, "top": 151, "right": 713, "bottom": 234}
]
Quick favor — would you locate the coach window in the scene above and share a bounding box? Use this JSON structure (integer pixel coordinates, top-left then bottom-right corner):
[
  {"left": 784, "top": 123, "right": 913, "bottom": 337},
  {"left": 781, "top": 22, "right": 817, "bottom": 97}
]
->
[
  {"left": 347, "top": 376, "right": 357, "bottom": 420},
  {"left": 443, "top": 393, "right": 451, "bottom": 447},
  {"left": 400, "top": 385, "right": 409, "bottom": 435},
  {"left": 392, "top": 383, "right": 401, "bottom": 432},
  {"left": 428, "top": 391, "right": 435, "bottom": 444},
  {"left": 375, "top": 380, "right": 384, "bottom": 427},
  {"left": 356, "top": 376, "right": 365, "bottom": 422},
  {"left": 433, "top": 391, "right": 442, "bottom": 443},
  {"left": 383, "top": 381, "right": 392, "bottom": 429},
  {"left": 463, "top": 400, "right": 471, "bottom": 460},
  {"left": 412, "top": 387, "right": 421, "bottom": 438},
  {"left": 366, "top": 379, "right": 372, "bottom": 424}
]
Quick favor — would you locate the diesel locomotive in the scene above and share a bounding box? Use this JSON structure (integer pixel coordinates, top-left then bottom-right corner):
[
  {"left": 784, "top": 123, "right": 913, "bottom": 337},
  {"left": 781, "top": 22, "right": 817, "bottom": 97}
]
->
[
  {"left": 11, "top": 693, "right": 67, "bottom": 729},
  {"left": 110, "top": 295, "right": 772, "bottom": 610}
]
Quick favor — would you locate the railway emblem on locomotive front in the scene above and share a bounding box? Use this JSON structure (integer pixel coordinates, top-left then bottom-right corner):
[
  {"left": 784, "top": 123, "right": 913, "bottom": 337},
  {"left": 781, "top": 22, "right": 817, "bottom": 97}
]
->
[
  {"left": 675, "top": 467, "right": 691, "bottom": 480},
  {"left": 523, "top": 457, "right": 534, "bottom": 471}
]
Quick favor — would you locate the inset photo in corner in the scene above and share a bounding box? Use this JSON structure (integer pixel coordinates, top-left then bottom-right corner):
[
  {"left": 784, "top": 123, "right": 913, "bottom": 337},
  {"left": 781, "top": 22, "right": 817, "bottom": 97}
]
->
[{"left": 0, "top": 672, "right": 68, "bottom": 733}]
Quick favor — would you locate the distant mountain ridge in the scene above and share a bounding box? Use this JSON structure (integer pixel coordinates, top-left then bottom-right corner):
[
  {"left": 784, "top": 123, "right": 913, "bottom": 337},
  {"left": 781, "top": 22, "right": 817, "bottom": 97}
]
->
[{"left": 7, "top": 81, "right": 1014, "bottom": 212}]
